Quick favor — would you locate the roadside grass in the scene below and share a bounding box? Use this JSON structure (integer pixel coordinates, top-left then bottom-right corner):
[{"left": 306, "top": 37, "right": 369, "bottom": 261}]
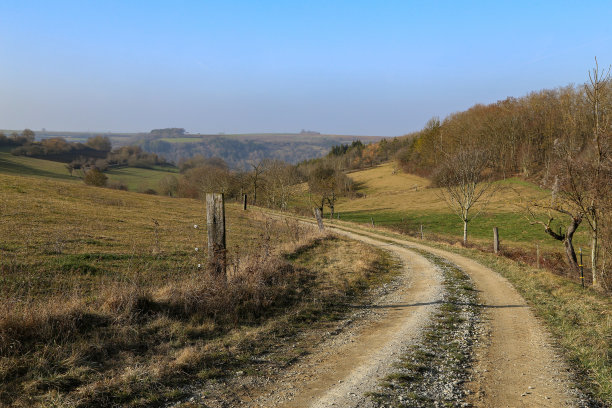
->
[
  {"left": 0, "top": 174, "right": 398, "bottom": 407},
  {"left": 459, "top": 248, "right": 612, "bottom": 405}
]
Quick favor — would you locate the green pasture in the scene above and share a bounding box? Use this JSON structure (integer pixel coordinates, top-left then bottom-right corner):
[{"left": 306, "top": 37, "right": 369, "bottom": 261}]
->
[
  {"left": 0, "top": 148, "right": 76, "bottom": 182},
  {"left": 0, "top": 148, "right": 178, "bottom": 192},
  {"left": 335, "top": 209, "right": 591, "bottom": 250},
  {"left": 105, "top": 166, "right": 177, "bottom": 191}
]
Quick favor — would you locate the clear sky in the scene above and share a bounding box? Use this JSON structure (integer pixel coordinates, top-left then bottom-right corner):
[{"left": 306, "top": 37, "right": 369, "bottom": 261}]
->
[{"left": 1, "top": 1, "right": 611, "bottom": 136}]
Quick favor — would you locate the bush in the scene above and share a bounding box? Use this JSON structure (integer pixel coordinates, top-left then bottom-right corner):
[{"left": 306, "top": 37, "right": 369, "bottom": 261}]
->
[
  {"left": 107, "top": 180, "right": 128, "bottom": 191},
  {"left": 83, "top": 169, "right": 108, "bottom": 187}
]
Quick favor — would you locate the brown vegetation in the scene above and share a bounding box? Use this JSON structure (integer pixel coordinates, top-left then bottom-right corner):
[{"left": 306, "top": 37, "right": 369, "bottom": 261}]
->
[
  {"left": 0, "top": 174, "right": 392, "bottom": 407},
  {"left": 394, "top": 61, "right": 612, "bottom": 290}
]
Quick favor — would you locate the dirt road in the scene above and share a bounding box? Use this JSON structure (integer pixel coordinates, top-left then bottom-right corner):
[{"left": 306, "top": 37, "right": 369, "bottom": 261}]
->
[
  {"left": 254, "top": 215, "right": 580, "bottom": 407},
  {"left": 328, "top": 223, "right": 580, "bottom": 408},
  {"left": 251, "top": 229, "right": 444, "bottom": 407}
]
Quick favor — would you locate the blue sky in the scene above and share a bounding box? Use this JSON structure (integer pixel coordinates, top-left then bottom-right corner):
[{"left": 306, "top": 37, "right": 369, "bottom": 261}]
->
[{"left": 0, "top": 1, "right": 610, "bottom": 136}]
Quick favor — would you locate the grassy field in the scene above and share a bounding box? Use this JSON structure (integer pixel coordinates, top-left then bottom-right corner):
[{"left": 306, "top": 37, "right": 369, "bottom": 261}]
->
[
  {"left": 335, "top": 162, "right": 591, "bottom": 251},
  {"left": 0, "top": 148, "right": 178, "bottom": 192},
  {"left": 0, "top": 173, "right": 397, "bottom": 407},
  {"left": 159, "top": 137, "right": 202, "bottom": 143},
  {"left": 0, "top": 147, "right": 77, "bottom": 182},
  {"left": 105, "top": 166, "right": 177, "bottom": 191}
]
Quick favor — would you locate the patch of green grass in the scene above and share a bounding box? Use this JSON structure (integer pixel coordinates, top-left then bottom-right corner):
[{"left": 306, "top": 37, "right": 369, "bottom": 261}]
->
[
  {"left": 0, "top": 149, "right": 180, "bottom": 193},
  {"left": 337, "top": 209, "right": 590, "bottom": 250},
  {"left": 105, "top": 166, "right": 178, "bottom": 191},
  {"left": 0, "top": 149, "right": 77, "bottom": 181}
]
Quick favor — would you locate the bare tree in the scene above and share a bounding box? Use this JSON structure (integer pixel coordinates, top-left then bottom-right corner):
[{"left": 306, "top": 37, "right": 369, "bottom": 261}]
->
[
  {"left": 307, "top": 164, "right": 353, "bottom": 219},
  {"left": 249, "top": 160, "right": 265, "bottom": 206},
  {"left": 261, "top": 159, "right": 297, "bottom": 210},
  {"left": 541, "top": 59, "right": 612, "bottom": 287},
  {"left": 525, "top": 187, "right": 583, "bottom": 275},
  {"left": 436, "top": 148, "right": 497, "bottom": 245},
  {"left": 581, "top": 58, "right": 611, "bottom": 287}
]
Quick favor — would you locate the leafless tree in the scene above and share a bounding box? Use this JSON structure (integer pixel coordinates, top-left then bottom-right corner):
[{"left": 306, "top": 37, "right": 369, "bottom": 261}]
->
[
  {"left": 249, "top": 160, "right": 266, "bottom": 206},
  {"left": 524, "top": 183, "right": 583, "bottom": 275},
  {"left": 541, "top": 58, "right": 612, "bottom": 287},
  {"left": 307, "top": 164, "right": 353, "bottom": 219},
  {"left": 436, "top": 148, "right": 497, "bottom": 245},
  {"left": 261, "top": 159, "right": 298, "bottom": 210},
  {"left": 581, "top": 58, "right": 611, "bottom": 287}
]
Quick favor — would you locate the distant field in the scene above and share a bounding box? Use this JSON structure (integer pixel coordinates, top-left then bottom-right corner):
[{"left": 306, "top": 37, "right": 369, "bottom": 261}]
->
[
  {"left": 0, "top": 148, "right": 178, "bottom": 192},
  {"left": 105, "top": 165, "right": 178, "bottom": 191},
  {"left": 159, "top": 137, "right": 203, "bottom": 143},
  {"left": 0, "top": 147, "right": 77, "bottom": 182},
  {"left": 335, "top": 162, "right": 591, "bottom": 251}
]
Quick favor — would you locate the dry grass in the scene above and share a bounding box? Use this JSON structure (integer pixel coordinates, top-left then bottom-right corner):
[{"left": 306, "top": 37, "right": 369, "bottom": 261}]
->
[
  {"left": 333, "top": 162, "right": 591, "bottom": 252},
  {"left": 338, "top": 162, "right": 545, "bottom": 213},
  {"left": 0, "top": 173, "right": 396, "bottom": 407}
]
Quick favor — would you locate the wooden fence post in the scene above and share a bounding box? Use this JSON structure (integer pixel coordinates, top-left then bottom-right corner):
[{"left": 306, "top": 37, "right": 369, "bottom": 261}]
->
[
  {"left": 493, "top": 227, "right": 499, "bottom": 254},
  {"left": 243, "top": 194, "right": 248, "bottom": 210},
  {"left": 206, "top": 193, "right": 227, "bottom": 278},
  {"left": 420, "top": 224, "right": 424, "bottom": 240},
  {"left": 371, "top": 217, "right": 375, "bottom": 227},
  {"left": 314, "top": 208, "right": 325, "bottom": 232},
  {"left": 536, "top": 244, "right": 540, "bottom": 269}
]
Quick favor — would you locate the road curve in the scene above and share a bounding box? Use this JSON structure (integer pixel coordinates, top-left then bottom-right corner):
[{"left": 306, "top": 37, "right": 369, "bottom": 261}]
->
[
  {"left": 251, "top": 225, "right": 445, "bottom": 407},
  {"left": 324, "top": 221, "right": 580, "bottom": 408}
]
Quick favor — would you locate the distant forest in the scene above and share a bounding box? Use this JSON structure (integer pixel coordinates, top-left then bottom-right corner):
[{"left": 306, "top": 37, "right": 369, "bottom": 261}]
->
[{"left": 134, "top": 128, "right": 383, "bottom": 169}]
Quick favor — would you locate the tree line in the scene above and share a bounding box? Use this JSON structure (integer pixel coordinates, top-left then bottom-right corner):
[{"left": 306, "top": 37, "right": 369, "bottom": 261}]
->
[
  {"left": 393, "top": 60, "right": 612, "bottom": 291},
  {"left": 2, "top": 131, "right": 168, "bottom": 176}
]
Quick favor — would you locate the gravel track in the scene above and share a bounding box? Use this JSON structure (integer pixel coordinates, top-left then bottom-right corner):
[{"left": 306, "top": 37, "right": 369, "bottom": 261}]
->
[
  {"left": 324, "top": 222, "right": 583, "bottom": 408},
  {"left": 248, "top": 227, "right": 445, "bottom": 407}
]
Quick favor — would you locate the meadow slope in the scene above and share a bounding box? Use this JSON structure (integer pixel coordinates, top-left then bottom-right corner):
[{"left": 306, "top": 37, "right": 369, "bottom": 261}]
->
[
  {"left": 0, "top": 173, "right": 398, "bottom": 407},
  {"left": 336, "top": 162, "right": 591, "bottom": 252}
]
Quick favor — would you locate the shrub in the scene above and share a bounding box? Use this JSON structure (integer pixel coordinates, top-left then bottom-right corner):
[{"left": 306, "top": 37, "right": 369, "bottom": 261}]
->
[
  {"left": 83, "top": 168, "right": 108, "bottom": 187},
  {"left": 107, "top": 180, "right": 128, "bottom": 190}
]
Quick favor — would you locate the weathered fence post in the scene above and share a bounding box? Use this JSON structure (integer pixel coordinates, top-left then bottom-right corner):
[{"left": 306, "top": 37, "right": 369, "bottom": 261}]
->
[
  {"left": 314, "top": 207, "right": 325, "bottom": 232},
  {"left": 420, "top": 224, "right": 424, "bottom": 240},
  {"left": 493, "top": 227, "right": 499, "bottom": 254},
  {"left": 206, "top": 193, "right": 226, "bottom": 278},
  {"left": 371, "top": 217, "right": 375, "bottom": 227},
  {"left": 579, "top": 247, "right": 584, "bottom": 288},
  {"left": 243, "top": 194, "right": 248, "bottom": 210},
  {"left": 536, "top": 244, "right": 540, "bottom": 269},
  {"left": 337, "top": 212, "right": 340, "bottom": 220}
]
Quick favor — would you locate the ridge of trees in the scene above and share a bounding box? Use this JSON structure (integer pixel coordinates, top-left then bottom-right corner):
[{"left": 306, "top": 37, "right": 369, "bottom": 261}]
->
[{"left": 396, "top": 64, "right": 611, "bottom": 290}]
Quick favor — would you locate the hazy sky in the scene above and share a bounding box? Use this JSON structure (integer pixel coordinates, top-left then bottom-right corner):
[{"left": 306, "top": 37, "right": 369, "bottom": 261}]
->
[{"left": 1, "top": 1, "right": 611, "bottom": 136}]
